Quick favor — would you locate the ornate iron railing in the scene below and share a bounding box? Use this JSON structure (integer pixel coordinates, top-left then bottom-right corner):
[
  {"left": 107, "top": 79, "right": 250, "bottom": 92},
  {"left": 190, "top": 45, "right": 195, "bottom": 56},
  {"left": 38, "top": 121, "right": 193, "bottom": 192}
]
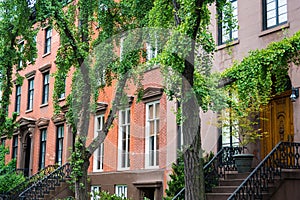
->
[
  {"left": 1, "top": 164, "right": 60, "bottom": 199},
  {"left": 171, "top": 146, "right": 243, "bottom": 200},
  {"left": 18, "top": 162, "right": 71, "bottom": 199},
  {"left": 228, "top": 142, "right": 300, "bottom": 200}
]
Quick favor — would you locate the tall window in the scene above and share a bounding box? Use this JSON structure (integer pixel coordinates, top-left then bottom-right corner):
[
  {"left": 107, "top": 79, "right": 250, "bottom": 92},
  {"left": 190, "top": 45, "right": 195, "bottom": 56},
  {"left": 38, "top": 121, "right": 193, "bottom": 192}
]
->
[
  {"left": 56, "top": 125, "right": 64, "bottom": 165},
  {"left": 44, "top": 27, "right": 52, "bottom": 54},
  {"left": 146, "top": 42, "right": 158, "bottom": 61},
  {"left": 27, "top": 78, "right": 34, "bottom": 110},
  {"left": 59, "top": 77, "right": 66, "bottom": 99},
  {"left": 42, "top": 72, "right": 50, "bottom": 104},
  {"left": 1, "top": 138, "right": 6, "bottom": 146},
  {"left": 118, "top": 109, "right": 130, "bottom": 169},
  {"left": 15, "top": 85, "right": 21, "bottom": 113},
  {"left": 115, "top": 185, "right": 127, "bottom": 199},
  {"left": 218, "top": 0, "right": 238, "bottom": 45},
  {"left": 18, "top": 42, "right": 24, "bottom": 69},
  {"left": 93, "top": 115, "right": 105, "bottom": 171},
  {"left": 12, "top": 135, "right": 18, "bottom": 159},
  {"left": 39, "top": 129, "right": 47, "bottom": 169},
  {"left": 263, "top": 0, "right": 287, "bottom": 30},
  {"left": 145, "top": 101, "right": 160, "bottom": 167},
  {"left": 90, "top": 186, "right": 101, "bottom": 200}
]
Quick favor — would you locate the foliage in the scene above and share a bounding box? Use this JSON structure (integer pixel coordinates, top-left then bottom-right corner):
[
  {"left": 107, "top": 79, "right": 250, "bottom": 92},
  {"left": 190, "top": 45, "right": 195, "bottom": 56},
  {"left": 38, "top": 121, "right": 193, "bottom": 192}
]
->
[
  {"left": 216, "top": 88, "right": 267, "bottom": 148},
  {"left": 223, "top": 30, "right": 300, "bottom": 110},
  {"left": 164, "top": 151, "right": 215, "bottom": 200},
  {"left": 91, "top": 190, "right": 131, "bottom": 200},
  {"left": 0, "top": 0, "right": 37, "bottom": 137},
  {"left": 0, "top": 145, "right": 25, "bottom": 193}
]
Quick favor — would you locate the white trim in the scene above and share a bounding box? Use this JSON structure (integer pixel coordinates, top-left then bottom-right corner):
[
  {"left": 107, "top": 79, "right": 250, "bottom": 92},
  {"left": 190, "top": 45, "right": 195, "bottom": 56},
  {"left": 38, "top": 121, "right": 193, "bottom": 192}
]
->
[
  {"left": 115, "top": 185, "right": 127, "bottom": 198},
  {"left": 90, "top": 185, "right": 101, "bottom": 200},
  {"left": 118, "top": 108, "right": 130, "bottom": 170},
  {"left": 93, "top": 115, "right": 105, "bottom": 172},
  {"left": 145, "top": 101, "right": 160, "bottom": 168}
]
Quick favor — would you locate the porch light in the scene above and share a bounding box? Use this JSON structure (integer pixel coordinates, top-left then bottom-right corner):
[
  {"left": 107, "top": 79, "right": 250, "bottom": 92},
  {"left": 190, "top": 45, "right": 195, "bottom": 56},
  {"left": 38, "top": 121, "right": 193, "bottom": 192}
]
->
[{"left": 290, "top": 87, "right": 299, "bottom": 102}]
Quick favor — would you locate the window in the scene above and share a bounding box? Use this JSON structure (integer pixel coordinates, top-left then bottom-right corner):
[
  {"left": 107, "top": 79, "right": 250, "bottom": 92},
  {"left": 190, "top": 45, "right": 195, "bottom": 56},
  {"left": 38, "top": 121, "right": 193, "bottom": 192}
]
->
[
  {"left": 12, "top": 135, "right": 18, "bottom": 159},
  {"left": 115, "top": 185, "right": 127, "bottom": 199},
  {"left": 15, "top": 85, "right": 21, "bottom": 113},
  {"left": 145, "top": 101, "right": 160, "bottom": 167},
  {"left": 1, "top": 138, "right": 6, "bottom": 146},
  {"left": 91, "top": 186, "right": 101, "bottom": 200},
  {"left": 18, "top": 42, "right": 24, "bottom": 69},
  {"left": 146, "top": 42, "right": 158, "bottom": 61},
  {"left": 263, "top": 0, "right": 287, "bottom": 30},
  {"left": 118, "top": 109, "right": 130, "bottom": 169},
  {"left": 93, "top": 115, "right": 105, "bottom": 171},
  {"left": 218, "top": 0, "right": 238, "bottom": 45},
  {"left": 56, "top": 125, "right": 64, "bottom": 165},
  {"left": 39, "top": 129, "right": 47, "bottom": 169},
  {"left": 42, "top": 72, "right": 50, "bottom": 104},
  {"left": 27, "top": 78, "right": 34, "bottom": 110},
  {"left": 44, "top": 27, "right": 52, "bottom": 54},
  {"left": 59, "top": 77, "right": 66, "bottom": 99}
]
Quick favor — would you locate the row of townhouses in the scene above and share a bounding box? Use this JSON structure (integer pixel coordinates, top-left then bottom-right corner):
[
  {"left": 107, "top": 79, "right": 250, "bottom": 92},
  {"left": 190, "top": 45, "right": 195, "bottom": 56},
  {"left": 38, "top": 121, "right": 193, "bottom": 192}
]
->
[{"left": 1, "top": 0, "right": 300, "bottom": 199}]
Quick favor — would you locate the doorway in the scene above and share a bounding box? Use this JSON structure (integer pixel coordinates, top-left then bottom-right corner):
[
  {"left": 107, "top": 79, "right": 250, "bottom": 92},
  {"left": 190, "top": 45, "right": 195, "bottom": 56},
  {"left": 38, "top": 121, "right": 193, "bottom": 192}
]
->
[
  {"left": 260, "top": 91, "right": 294, "bottom": 158},
  {"left": 24, "top": 134, "right": 31, "bottom": 176}
]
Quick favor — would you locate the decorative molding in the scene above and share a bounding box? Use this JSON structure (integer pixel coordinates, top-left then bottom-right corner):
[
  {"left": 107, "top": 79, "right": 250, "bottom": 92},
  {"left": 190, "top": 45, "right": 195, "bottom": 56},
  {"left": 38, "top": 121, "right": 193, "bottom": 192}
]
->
[
  {"left": 142, "top": 87, "right": 163, "bottom": 103},
  {"left": 25, "top": 70, "right": 36, "bottom": 79},
  {"left": 96, "top": 102, "right": 108, "bottom": 113},
  {"left": 38, "top": 63, "right": 51, "bottom": 73},
  {"left": 52, "top": 113, "right": 66, "bottom": 125},
  {"left": 36, "top": 118, "right": 50, "bottom": 128}
]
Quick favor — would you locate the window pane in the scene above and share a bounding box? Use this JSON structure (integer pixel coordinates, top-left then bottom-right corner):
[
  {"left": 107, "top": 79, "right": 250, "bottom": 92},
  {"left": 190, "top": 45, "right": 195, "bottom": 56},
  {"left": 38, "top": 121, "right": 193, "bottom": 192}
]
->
[
  {"left": 278, "top": 0, "right": 286, "bottom": 6},
  {"left": 278, "top": 5, "right": 287, "bottom": 15},
  {"left": 279, "top": 14, "right": 287, "bottom": 24},
  {"left": 148, "top": 104, "right": 153, "bottom": 119},
  {"left": 155, "top": 103, "right": 160, "bottom": 118},
  {"left": 267, "top": 17, "right": 276, "bottom": 27},
  {"left": 266, "top": 1, "right": 276, "bottom": 11}
]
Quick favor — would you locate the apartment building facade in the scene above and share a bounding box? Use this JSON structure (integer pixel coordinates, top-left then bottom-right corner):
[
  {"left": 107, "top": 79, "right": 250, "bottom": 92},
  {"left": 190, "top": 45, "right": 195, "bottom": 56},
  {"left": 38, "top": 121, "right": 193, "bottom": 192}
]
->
[
  {"left": 201, "top": 0, "right": 300, "bottom": 161},
  {"left": 2, "top": 0, "right": 300, "bottom": 199}
]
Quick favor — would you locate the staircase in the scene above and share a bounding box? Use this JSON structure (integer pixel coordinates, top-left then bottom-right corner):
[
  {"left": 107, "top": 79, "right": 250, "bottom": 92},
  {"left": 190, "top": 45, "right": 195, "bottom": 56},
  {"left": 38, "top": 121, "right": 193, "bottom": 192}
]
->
[
  {"left": 1, "top": 163, "right": 72, "bottom": 200},
  {"left": 172, "top": 142, "right": 300, "bottom": 200},
  {"left": 18, "top": 163, "right": 72, "bottom": 200}
]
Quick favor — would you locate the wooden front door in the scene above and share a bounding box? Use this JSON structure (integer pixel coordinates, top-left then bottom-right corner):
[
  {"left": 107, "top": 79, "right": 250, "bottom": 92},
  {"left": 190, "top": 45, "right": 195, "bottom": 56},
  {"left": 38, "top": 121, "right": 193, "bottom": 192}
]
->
[{"left": 260, "top": 91, "right": 294, "bottom": 158}]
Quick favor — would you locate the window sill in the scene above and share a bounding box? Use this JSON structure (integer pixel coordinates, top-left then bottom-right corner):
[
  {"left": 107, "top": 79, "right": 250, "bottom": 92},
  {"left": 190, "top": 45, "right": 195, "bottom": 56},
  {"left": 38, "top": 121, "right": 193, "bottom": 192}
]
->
[
  {"left": 216, "top": 39, "right": 240, "bottom": 51},
  {"left": 42, "top": 52, "right": 51, "bottom": 58},
  {"left": 25, "top": 109, "right": 33, "bottom": 114},
  {"left": 40, "top": 103, "right": 48, "bottom": 108},
  {"left": 92, "top": 169, "right": 103, "bottom": 173},
  {"left": 58, "top": 97, "right": 66, "bottom": 102},
  {"left": 145, "top": 165, "right": 159, "bottom": 170},
  {"left": 259, "top": 22, "right": 290, "bottom": 37},
  {"left": 117, "top": 167, "right": 130, "bottom": 171}
]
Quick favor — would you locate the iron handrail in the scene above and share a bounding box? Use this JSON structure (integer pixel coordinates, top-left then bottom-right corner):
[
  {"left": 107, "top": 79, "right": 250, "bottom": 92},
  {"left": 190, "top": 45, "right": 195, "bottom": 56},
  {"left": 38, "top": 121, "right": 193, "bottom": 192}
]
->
[
  {"left": 228, "top": 142, "right": 300, "bottom": 199},
  {"left": 18, "top": 162, "right": 71, "bottom": 199},
  {"left": 2, "top": 164, "right": 60, "bottom": 199},
  {"left": 171, "top": 146, "right": 243, "bottom": 200}
]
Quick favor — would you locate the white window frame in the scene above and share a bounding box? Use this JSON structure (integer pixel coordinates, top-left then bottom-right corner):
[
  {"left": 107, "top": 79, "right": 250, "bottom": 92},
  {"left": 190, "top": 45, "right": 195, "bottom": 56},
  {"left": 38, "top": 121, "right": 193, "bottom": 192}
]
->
[
  {"left": 93, "top": 115, "right": 105, "bottom": 172},
  {"left": 219, "top": 0, "right": 238, "bottom": 45},
  {"left": 146, "top": 41, "right": 158, "bottom": 61},
  {"left": 90, "top": 185, "right": 101, "bottom": 200},
  {"left": 118, "top": 108, "right": 130, "bottom": 170},
  {"left": 145, "top": 101, "right": 160, "bottom": 168},
  {"left": 115, "top": 185, "right": 127, "bottom": 199}
]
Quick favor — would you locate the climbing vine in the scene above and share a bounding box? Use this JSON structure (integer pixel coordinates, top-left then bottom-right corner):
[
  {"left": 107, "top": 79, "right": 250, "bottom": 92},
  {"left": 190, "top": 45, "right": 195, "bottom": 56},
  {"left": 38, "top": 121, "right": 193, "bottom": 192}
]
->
[{"left": 222, "top": 30, "right": 300, "bottom": 109}]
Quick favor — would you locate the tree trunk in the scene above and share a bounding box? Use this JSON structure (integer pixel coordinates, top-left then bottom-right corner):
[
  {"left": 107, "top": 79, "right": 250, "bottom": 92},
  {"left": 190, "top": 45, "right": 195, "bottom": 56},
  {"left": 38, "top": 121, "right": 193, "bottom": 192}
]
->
[
  {"left": 74, "top": 144, "right": 90, "bottom": 200},
  {"left": 182, "top": 46, "right": 205, "bottom": 199}
]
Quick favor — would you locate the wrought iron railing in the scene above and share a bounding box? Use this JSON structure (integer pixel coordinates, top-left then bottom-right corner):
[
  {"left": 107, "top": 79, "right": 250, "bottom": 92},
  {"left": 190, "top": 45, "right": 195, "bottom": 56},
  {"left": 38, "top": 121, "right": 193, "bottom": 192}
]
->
[
  {"left": 18, "top": 162, "right": 71, "bottom": 199},
  {"left": 171, "top": 146, "right": 243, "bottom": 200},
  {"left": 1, "top": 164, "right": 60, "bottom": 199},
  {"left": 228, "top": 142, "right": 300, "bottom": 200}
]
